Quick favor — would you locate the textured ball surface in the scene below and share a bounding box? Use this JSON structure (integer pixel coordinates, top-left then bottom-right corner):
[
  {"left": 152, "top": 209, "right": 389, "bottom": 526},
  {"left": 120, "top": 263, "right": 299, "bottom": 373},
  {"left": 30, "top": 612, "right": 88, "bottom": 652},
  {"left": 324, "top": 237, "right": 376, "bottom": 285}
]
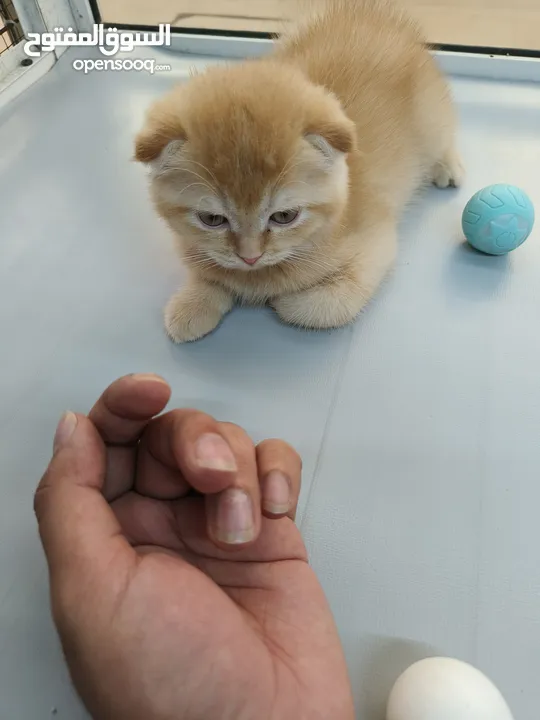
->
[{"left": 462, "top": 184, "right": 535, "bottom": 255}]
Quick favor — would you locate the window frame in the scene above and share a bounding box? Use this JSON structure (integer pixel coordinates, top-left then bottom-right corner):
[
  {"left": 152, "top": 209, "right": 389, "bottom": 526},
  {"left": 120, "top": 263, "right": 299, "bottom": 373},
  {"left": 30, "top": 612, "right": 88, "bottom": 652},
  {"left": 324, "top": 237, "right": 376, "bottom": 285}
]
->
[
  {"left": 0, "top": 0, "right": 78, "bottom": 109},
  {"left": 2, "top": 0, "right": 540, "bottom": 113},
  {"left": 73, "top": 0, "right": 540, "bottom": 82},
  {"left": 0, "top": 40, "right": 54, "bottom": 107}
]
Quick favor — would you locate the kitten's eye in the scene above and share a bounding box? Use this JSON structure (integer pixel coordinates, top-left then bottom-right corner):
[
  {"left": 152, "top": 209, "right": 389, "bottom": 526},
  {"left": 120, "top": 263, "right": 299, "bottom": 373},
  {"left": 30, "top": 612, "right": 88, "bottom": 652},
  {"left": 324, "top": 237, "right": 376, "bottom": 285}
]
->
[
  {"left": 197, "top": 212, "right": 229, "bottom": 228},
  {"left": 269, "top": 209, "right": 300, "bottom": 226}
]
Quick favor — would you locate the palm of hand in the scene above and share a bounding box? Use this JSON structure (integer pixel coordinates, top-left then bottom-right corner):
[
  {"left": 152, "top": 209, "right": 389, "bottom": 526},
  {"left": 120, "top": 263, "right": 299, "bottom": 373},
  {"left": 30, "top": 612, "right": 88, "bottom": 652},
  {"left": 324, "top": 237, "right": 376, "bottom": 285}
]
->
[
  {"left": 37, "top": 375, "right": 354, "bottom": 720},
  {"left": 108, "top": 499, "right": 346, "bottom": 720}
]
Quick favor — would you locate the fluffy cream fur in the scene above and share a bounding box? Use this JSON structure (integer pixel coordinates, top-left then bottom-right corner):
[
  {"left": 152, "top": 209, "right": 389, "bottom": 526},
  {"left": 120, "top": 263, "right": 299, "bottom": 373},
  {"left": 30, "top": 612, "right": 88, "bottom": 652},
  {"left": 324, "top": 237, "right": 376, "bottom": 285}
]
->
[{"left": 135, "top": 0, "right": 463, "bottom": 342}]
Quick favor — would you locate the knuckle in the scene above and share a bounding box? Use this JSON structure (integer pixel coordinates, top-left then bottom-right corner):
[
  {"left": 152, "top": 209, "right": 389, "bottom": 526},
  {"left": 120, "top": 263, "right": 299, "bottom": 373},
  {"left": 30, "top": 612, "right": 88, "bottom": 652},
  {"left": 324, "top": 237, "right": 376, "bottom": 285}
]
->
[
  {"left": 172, "top": 408, "right": 215, "bottom": 432},
  {"left": 171, "top": 407, "right": 203, "bottom": 421},
  {"left": 218, "top": 421, "right": 253, "bottom": 448},
  {"left": 256, "top": 437, "right": 285, "bottom": 452},
  {"left": 257, "top": 438, "right": 303, "bottom": 469}
]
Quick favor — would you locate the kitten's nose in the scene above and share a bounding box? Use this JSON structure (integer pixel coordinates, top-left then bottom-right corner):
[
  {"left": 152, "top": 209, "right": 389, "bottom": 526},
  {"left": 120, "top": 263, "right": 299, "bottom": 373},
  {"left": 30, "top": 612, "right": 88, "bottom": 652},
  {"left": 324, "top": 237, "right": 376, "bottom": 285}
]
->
[{"left": 239, "top": 255, "right": 262, "bottom": 266}]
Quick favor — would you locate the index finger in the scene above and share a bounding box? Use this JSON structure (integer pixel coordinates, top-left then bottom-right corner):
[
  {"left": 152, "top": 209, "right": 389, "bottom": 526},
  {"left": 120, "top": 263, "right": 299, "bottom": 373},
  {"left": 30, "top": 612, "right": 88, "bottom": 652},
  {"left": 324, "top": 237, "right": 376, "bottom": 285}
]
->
[
  {"left": 136, "top": 409, "right": 240, "bottom": 499},
  {"left": 134, "top": 412, "right": 264, "bottom": 547},
  {"left": 88, "top": 373, "right": 172, "bottom": 500},
  {"left": 88, "top": 373, "right": 171, "bottom": 444}
]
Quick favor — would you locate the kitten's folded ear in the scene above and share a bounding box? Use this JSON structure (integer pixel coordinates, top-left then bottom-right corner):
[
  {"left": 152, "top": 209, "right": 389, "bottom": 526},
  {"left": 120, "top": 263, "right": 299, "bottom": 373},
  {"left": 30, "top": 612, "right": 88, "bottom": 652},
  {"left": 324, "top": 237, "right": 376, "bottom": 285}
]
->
[
  {"left": 134, "top": 100, "right": 187, "bottom": 163},
  {"left": 304, "top": 93, "right": 357, "bottom": 158},
  {"left": 305, "top": 117, "right": 356, "bottom": 156}
]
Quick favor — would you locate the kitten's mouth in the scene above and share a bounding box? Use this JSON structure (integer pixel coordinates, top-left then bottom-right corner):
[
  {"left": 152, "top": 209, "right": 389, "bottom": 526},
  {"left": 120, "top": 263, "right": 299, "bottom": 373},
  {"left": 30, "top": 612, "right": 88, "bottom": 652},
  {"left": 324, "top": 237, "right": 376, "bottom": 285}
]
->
[{"left": 211, "top": 251, "right": 289, "bottom": 271}]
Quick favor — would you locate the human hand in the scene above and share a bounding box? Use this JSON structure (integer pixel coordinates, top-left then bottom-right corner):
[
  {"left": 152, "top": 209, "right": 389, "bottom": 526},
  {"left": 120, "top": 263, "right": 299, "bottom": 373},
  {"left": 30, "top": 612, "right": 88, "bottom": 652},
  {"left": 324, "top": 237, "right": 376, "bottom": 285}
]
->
[{"left": 35, "top": 374, "right": 354, "bottom": 720}]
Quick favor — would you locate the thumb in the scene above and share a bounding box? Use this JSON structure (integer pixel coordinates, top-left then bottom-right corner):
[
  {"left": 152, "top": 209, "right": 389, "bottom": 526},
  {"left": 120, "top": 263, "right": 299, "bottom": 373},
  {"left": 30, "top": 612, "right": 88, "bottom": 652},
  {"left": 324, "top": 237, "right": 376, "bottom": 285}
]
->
[{"left": 35, "top": 412, "right": 132, "bottom": 586}]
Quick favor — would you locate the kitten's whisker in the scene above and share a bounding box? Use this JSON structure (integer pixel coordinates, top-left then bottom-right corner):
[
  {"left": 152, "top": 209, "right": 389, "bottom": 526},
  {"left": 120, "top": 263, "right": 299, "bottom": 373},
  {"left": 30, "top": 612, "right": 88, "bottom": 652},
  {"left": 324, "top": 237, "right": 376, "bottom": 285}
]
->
[
  {"left": 272, "top": 156, "right": 297, "bottom": 188},
  {"left": 181, "top": 250, "right": 215, "bottom": 264},
  {"left": 158, "top": 168, "right": 216, "bottom": 196},
  {"left": 179, "top": 170, "right": 218, "bottom": 196},
  {"left": 290, "top": 254, "right": 339, "bottom": 276},
  {"left": 177, "top": 182, "right": 215, "bottom": 198},
  {"left": 182, "top": 258, "right": 218, "bottom": 270},
  {"left": 272, "top": 157, "right": 313, "bottom": 191},
  {"left": 277, "top": 180, "right": 311, "bottom": 193},
  {"left": 181, "top": 160, "right": 221, "bottom": 193},
  {"left": 182, "top": 252, "right": 210, "bottom": 261}
]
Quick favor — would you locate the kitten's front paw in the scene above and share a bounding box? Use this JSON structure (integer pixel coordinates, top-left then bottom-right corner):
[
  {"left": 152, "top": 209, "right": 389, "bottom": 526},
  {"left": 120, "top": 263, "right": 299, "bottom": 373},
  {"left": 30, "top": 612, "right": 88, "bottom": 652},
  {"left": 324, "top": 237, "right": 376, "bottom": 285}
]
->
[
  {"left": 164, "top": 285, "right": 233, "bottom": 343},
  {"left": 273, "top": 281, "right": 365, "bottom": 330}
]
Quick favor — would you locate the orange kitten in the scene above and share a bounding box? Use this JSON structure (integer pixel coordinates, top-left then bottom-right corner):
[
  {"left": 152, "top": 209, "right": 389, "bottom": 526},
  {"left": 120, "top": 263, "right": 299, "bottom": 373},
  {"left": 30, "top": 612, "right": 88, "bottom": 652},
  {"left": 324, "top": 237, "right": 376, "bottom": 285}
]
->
[{"left": 135, "top": 0, "right": 463, "bottom": 342}]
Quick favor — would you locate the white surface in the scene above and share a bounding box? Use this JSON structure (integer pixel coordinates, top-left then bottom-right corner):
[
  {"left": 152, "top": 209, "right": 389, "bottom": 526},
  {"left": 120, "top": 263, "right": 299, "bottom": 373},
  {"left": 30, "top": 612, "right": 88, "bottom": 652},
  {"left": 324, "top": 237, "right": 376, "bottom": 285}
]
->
[
  {"left": 0, "top": 49, "right": 55, "bottom": 110},
  {"left": 0, "top": 48, "right": 539, "bottom": 719}
]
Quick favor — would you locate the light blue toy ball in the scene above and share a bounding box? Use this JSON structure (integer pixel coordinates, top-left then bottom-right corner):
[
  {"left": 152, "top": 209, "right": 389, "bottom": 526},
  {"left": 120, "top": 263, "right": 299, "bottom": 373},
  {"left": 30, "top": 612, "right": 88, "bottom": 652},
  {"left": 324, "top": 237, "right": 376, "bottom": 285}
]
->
[{"left": 462, "top": 184, "right": 535, "bottom": 255}]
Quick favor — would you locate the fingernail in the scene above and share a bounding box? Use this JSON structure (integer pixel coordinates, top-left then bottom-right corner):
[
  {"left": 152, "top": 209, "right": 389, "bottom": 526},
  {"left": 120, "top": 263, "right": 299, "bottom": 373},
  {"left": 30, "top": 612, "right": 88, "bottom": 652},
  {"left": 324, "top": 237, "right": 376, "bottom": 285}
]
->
[
  {"left": 131, "top": 373, "right": 169, "bottom": 384},
  {"left": 53, "top": 412, "right": 78, "bottom": 453},
  {"left": 209, "top": 488, "right": 255, "bottom": 544},
  {"left": 194, "top": 433, "right": 237, "bottom": 472},
  {"left": 262, "top": 471, "right": 291, "bottom": 515}
]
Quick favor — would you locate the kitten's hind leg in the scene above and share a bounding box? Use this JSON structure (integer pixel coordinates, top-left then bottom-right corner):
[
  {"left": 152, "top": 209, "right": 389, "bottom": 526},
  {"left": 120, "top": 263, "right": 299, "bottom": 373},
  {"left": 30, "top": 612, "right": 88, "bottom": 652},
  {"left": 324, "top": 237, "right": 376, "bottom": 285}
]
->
[
  {"left": 432, "top": 146, "right": 465, "bottom": 189},
  {"left": 273, "top": 222, "right": 397, "bottom": 330},
  {"left": 418, "top": 58, "right": 465, "bottom": 189},
  {"left": 164, "top": 278, "right": 233, "bottom": 343}
]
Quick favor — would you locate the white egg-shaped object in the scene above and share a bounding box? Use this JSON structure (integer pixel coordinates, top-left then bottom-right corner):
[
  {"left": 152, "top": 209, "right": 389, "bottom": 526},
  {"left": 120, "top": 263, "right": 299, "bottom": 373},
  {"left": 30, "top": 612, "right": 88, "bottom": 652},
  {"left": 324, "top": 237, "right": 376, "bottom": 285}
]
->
[{"left": 386, "top": 657, "right": 514, "bottom": 720}]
